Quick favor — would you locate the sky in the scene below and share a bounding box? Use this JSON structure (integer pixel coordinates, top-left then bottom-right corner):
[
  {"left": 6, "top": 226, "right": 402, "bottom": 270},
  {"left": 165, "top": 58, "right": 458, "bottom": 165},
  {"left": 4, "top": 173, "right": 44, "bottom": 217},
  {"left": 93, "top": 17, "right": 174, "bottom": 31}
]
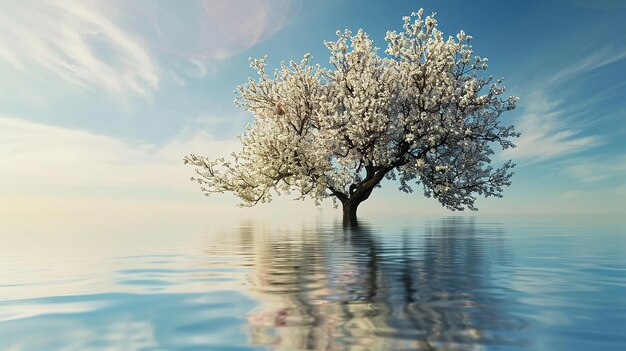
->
[{"left": 1, "top": 0, "right": 625, "bottom": 228}]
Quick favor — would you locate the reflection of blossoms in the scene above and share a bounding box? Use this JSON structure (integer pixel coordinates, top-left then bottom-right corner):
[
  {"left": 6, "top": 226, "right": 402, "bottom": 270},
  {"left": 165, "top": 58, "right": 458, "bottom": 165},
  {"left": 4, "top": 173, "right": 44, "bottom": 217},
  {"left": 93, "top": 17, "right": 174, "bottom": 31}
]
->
[
  {"left": 232, "top": 220, "right": 526, "bottom": 350},
  {"left": 186, "top": 9, "right": 519, "bottom": 217},
  {"left": 248, "top": 307, "right": 290, "bottom": 327}
]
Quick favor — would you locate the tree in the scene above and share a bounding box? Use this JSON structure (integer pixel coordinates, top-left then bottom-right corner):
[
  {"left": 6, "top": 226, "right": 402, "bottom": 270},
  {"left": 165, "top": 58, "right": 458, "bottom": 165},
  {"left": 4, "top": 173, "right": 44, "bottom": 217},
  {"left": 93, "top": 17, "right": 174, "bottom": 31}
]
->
[{"left": 185, "top": 9, "right": 519, "bottom": 223}]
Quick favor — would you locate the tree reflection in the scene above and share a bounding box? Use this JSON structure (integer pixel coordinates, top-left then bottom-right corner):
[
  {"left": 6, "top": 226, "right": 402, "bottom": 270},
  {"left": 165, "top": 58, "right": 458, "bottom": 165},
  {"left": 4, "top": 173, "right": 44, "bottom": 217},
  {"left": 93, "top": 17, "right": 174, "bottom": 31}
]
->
[{"left": 222, "top": 218, "right": 526, "bottom": 350}]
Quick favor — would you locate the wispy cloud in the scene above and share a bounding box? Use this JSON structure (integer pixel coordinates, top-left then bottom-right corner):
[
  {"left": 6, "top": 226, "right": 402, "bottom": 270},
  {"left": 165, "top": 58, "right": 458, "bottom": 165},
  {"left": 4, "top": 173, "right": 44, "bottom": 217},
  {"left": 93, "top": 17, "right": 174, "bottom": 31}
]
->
[
  {"left": 562, "top": 155, "right": 626, "bottom": 183},
  {"left": 548, "top": 46, "right": 626, "bottom": 85},
  {"left": 502, "top": 92, "right": 605, "bottom": 164},
  {"left": 119, "top": 0, "right": 293, "bottom": 61},
  {"left": 0, "top": 116, "right": 239, "bottom": 191},
  {"left": 0, "top": 1, "right": 294, "bottom": 98},
  {"left": 503, "top": 47, "right": 626, "bottom": 164},
  {"left": 0, "top": 1, "right": 159, "bottom": 97}
]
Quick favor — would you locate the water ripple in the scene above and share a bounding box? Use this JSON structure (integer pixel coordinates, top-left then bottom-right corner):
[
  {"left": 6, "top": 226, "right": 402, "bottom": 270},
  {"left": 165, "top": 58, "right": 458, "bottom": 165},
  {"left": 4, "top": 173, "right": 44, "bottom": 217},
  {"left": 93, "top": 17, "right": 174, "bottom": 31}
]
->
[{"left": 1, "top": 217, "right": 625, "bottom": 350}]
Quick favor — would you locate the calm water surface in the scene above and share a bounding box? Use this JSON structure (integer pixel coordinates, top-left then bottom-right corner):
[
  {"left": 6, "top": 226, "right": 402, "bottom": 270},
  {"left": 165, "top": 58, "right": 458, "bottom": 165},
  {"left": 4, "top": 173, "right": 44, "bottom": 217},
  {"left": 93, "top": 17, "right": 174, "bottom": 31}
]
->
[{"left": 1, "top": 216, "right": 625, "bottom": 350}]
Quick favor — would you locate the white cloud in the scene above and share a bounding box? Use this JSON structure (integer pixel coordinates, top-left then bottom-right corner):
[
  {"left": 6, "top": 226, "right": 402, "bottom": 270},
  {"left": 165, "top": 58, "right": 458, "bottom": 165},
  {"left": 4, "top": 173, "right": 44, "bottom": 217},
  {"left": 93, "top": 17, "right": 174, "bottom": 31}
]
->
[
  {"left": 562, "top": 155, "right": 626, "bottom": 183},
  {"left": 0, "top": 1, "right": 294, "bottom": 99},
  {"left": 548, "top": 47, "right": 626, "bottom": 85},
  {"left": 116, "top": 0, "right": 292, "bottom": 61},
  {"left": 0, "top": 116, "right": 239, "bottom": 190},
  {"left": 189, "top": 58, "right": 210, "bottom": 78},
  {"left": 502, "top": 92, "right": 604, "bottom": 164},
  {"left": 0, "top": 1, "right": 159, "bottom": 97},
  {"left": 502, "top": 48, "right": 626, "bottom": 164}
]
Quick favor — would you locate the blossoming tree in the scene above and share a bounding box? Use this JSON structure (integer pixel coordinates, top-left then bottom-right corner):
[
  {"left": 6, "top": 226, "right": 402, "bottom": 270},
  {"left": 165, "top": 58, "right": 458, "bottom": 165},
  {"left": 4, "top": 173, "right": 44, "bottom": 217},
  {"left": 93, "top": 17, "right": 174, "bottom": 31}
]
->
[{"left": 185, "top": 10, "right": 519, "bottom": 223}]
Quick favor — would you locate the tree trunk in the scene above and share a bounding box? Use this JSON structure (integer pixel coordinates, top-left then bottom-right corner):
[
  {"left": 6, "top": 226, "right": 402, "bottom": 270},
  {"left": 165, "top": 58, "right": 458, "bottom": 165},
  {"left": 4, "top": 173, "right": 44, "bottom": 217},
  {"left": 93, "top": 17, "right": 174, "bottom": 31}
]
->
[{"left": 342, "top": 200, "right": 360, "bottom": 225}]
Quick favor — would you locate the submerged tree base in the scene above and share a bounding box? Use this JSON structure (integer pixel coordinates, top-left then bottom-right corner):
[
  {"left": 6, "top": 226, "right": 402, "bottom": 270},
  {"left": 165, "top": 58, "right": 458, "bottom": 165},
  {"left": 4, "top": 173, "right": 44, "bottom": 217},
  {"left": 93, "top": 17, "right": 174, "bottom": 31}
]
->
[{"left": 342, "top": 201, "right": 360, "bottom": 225}]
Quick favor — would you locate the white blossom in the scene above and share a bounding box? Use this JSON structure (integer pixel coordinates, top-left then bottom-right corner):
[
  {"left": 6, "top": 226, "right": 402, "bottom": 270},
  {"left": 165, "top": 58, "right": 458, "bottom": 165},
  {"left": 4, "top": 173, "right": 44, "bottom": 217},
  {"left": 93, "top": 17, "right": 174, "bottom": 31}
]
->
[{"left": 185, "top": 9, "right": 519, "bottom": 217}]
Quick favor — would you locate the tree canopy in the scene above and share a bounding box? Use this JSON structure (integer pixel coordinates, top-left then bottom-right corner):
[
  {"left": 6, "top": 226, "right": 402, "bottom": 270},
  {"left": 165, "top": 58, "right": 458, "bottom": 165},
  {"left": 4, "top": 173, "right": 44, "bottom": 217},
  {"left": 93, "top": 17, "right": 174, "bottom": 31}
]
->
[{"left": 185, "top": 9, "right": 519, "bottom": 222}]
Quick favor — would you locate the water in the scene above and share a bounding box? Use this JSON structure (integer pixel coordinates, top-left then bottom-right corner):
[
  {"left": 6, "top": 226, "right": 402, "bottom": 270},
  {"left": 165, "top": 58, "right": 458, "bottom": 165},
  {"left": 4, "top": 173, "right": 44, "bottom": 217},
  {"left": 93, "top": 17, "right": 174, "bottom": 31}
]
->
[{"left": 1, "top": 216, "right": 625, "bottom": 350}]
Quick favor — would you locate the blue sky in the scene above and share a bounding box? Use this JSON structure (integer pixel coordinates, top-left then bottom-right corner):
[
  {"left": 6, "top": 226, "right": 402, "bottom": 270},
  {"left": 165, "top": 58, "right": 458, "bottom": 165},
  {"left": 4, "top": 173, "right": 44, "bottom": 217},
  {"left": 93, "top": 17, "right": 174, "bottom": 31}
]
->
[{"left": 1, "top": 0, "right": 625, "bottom": 222}]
